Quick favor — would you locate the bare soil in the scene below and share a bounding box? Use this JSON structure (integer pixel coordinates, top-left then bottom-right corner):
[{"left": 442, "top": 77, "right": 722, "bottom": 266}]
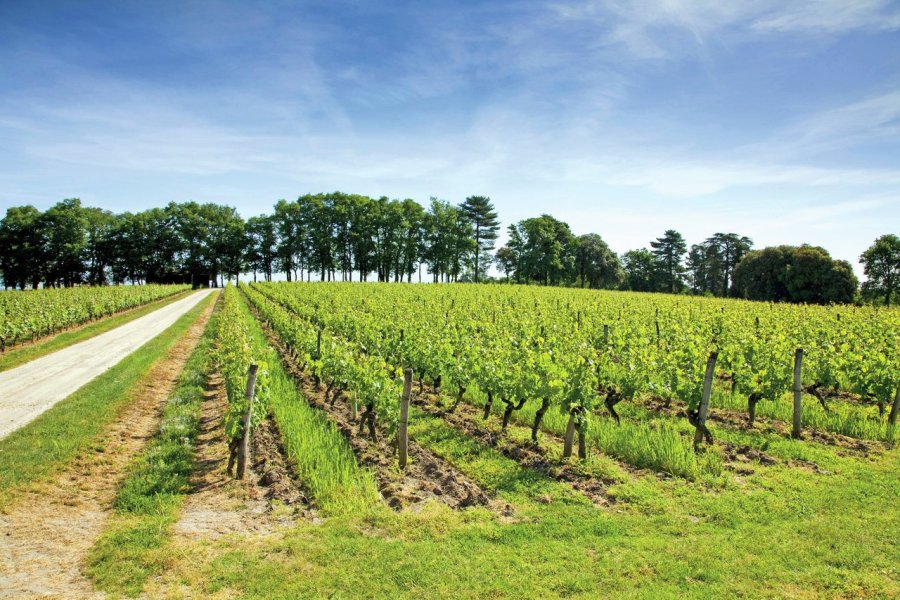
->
[
  {"left": 0, "top": 294, "right": 215, "bottom": 598},
  {"left": 172, "top": 373, "right": 311, "bottom": 542}
]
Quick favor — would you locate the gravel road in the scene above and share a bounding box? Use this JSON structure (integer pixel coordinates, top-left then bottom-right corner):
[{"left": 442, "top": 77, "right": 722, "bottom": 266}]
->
[{"left": 0, "top": 288, "right": 215, "bottom": 440}]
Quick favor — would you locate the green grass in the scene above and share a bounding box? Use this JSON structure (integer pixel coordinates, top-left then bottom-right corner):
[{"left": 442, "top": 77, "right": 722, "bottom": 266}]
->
[
  {"left": 151, "top": 394, "right": 900, "bottom": 599},
  {"left": 0, "top": 292, "right": 216, "bottom": 510},
  {"left": 235, "top": 289, "right": 383, "bottom": 515},
  {"left": 0, "top": 289, "right": 192, "bottom": 373},
  {"left": 714, "top": 386, "right": 890, "bottom": 441},
  {"left": 86, "top": 300, "right": 219, "bottom": 596},
  {"left": 457, "top": 385, "right": 724, "bottom": 481},
  {"left": 90, "top": 301, "right": 898, "bottom": 598}
]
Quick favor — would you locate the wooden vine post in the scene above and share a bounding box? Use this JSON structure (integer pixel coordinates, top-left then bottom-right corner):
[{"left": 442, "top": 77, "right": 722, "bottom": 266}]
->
[
  {"left": 603, "top": 324, "right": 609, "bottom": 346},
  {"left": 692, "top": 351, "right": 718, "bottom": 451},
  {"left": 792, "top": 349, "right": 804, "bottom": 439},
  {"left": 399, "top": 368, "right": 413, "bottom": 469},
  {"left": 236, "top": 363, "right": 259, "bottom": 480},
  {"left": 563, "top": 412, "right": 576, "bottom": 458},
  {"left": 887, "top": 384, "right": 900, "bottom": 444}
]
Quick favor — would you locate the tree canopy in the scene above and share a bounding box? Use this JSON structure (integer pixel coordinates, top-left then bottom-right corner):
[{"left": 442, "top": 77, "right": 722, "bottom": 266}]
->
[
  {"left": 860, "top": 234, "right": 900, "bottom": 306},
  {"left": 733, "top": 245, "right": 858, "bottom": 304},
  {"left": 0, "top": 194, "right": 885, "bottom": 307}
]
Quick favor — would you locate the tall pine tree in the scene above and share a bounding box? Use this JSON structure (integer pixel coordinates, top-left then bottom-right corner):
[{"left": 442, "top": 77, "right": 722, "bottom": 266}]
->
[{"left": 460, "top": 195, "right": 500, "bottom": 283}]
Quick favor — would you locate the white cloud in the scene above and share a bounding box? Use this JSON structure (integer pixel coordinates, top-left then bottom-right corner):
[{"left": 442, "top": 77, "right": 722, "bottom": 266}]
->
[{"left": 553, "top": 0, "right": 900, "bottom": 59}]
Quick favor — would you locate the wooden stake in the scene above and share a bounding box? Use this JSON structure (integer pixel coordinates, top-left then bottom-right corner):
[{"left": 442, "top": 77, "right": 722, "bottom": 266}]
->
[
  {"left": 692, "top": 351, "right": 718, "bottom": 451},
  {"left": 236, "top": 364, "right": 259, "bottom": 480},
  {"left": 792, "top": 349, "right": 804, "bottom": 439},
  {"left": 887, "top": 385, "right": 900, "bottom": 444},
  {"left": 563, "top": 411, "right": 576, "bottom": 458},
  {"left": 399, "top": 368, "right": 412, "bottom": 469}
]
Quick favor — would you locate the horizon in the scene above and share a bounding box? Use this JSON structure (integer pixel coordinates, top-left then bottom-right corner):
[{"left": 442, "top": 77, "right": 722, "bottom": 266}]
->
[{"left": 2, "top": 1, "right": 899, "bottom": 277}]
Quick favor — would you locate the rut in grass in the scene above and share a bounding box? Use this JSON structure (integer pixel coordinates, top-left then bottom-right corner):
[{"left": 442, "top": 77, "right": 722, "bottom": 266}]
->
[
  {"left": 0, "top": 294, "right": 214, "bottom": 598},
  {"left": 174, "top": 371, "right": 313, "bottom": 542}
]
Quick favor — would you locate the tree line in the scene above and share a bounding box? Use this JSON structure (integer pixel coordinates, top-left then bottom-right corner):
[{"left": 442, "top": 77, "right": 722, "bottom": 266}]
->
[{"left": 0, "top": 195, "right": 896, "bottom": 306}]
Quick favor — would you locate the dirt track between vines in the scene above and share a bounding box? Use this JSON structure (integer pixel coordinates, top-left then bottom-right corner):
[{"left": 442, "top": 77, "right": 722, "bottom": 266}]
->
[
  {"left": 0, "top": 289, "right": 215, "bottom": 440},
  {"left": 0, "top": 294, "right": 215, "bottom": 598}
]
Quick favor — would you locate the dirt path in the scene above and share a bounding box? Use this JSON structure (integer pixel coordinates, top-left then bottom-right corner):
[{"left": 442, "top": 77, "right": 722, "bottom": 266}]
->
[
  {"left": 0, "top": 289, "right": 215, "bottom": 440},
  {"left": 0, "top": 296, "right": 216, "bottom": 598},
  {"left": 172, "top": 373, "right": 308, "bottom": 542}
]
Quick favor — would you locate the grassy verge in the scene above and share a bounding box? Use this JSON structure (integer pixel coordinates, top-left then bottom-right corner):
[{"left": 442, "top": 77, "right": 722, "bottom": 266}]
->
[
  {"left": 0, "top": 292, "right": 216, "bottom": 510},
  {"left": 0, "top": 289, "right": 192, "bottom": 373},
  {"left": 86, "top": 299, "right": 219, "bottom": 596}
]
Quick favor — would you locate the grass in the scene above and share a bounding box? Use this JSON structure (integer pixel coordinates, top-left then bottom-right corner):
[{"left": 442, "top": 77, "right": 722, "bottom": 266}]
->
[
  {"left": 235, "top": 288, "right": 382, "bottom": 515},
  {"left": 0, "top": 288, "right": 192, "bottom": 373},
  {"left": 86, "top": 298, "right": 219, "bottom": 596},
  {"left": 459, "top": 385, "right": 724, "bottom": 481},
  {"left": 146, "top": 391, "right": 900, "bottom": 598},
  {"left": 0, "top": 291, "right": 216, "bottom": 510},
  {"left": 131, "top": 305, "right": 898, "bottom": 598},
  {"left": 88, "top": 289, "right": 381, "bottom": 598},
  {"left": 714, "top": 386, "right": 890, "bottom": 441},
  {"left": 49, "top": 286, "right": 898, "bottom": 598}
]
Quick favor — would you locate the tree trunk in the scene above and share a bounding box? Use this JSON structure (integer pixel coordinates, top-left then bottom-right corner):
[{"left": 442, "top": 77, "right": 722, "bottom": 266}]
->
[
  {"left": 531, "top": 398, "right": 550, "bottom": 442},
  {"left": 747, "top": 393, "right": 761, "bottom": 426},
  {"left": 501, "top": 398, "right": 527, "bottom": 431},
  {"left": 399, "top": 369, "right": 412, "bottom": 468},
  {"left": 482, "top": 391, "right": 493, "bottom": 420},
  {"left": 604, "top": 390, "right": 622, "bottom": 424},
  {"left": 235, "top": 364, "right": 259, "bottom": 480},
  {"left": 450, "top": 386, "right": 465, "bottom": 412}
]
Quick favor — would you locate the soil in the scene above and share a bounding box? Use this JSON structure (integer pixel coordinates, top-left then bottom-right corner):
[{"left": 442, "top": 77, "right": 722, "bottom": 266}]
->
[
  {"left": 410, "top": 388, "right": 615, "bottom": 507},
  {"left": 172, "top": 373, "right": 312, "bottom": 542},
  {"left": 0, "top": 293, "right": 215, "bottom": 598},
  {"left": 256, "top": 315, "right": 492, "bottom": 512}
]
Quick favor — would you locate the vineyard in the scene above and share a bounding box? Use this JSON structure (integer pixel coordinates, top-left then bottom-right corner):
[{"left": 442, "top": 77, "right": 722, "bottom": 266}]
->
[
  {"left": 239, "top": 282, "right": 900, "bottom": 477},
  {"left": 4, "top": 281, "right": 897, "bottom": 597},
  {"left": 0, "top": 284, "right": 190, "bottom": 352}
]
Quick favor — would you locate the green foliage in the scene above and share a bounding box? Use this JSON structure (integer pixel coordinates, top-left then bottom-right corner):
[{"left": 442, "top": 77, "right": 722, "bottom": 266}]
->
[
  {"left": 0, "top": 283, "right": 189, "bottom": 352},
  {"left": 213, "top": 285, "right": 270, "bottom": 440},
  {"left": 650, "top": 229, "right": 688, "bottom": 294},
  {"left": 860, "top": 233, "right": 900, "bottom": 306},
  {"left": 733, "top": 244, "right": 858, "bottom": 304},
  {"left": 250, "top": 281, "right": 900, "bottom": 454}
]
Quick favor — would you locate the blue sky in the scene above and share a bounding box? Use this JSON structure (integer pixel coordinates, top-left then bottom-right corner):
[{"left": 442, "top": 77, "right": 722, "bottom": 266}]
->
[{"left": 1, "top": 0, "right": 899, "bottom": 276}]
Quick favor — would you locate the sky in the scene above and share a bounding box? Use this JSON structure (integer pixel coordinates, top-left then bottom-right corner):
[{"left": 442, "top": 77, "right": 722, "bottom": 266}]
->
[{"left": 1, "top": 0, "right": 899, "bottom": 277}]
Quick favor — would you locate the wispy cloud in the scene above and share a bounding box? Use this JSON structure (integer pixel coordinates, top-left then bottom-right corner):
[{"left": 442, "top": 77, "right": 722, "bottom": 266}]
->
[{"left": 553, "top": 0, "right": 900, "bottom": 59}]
